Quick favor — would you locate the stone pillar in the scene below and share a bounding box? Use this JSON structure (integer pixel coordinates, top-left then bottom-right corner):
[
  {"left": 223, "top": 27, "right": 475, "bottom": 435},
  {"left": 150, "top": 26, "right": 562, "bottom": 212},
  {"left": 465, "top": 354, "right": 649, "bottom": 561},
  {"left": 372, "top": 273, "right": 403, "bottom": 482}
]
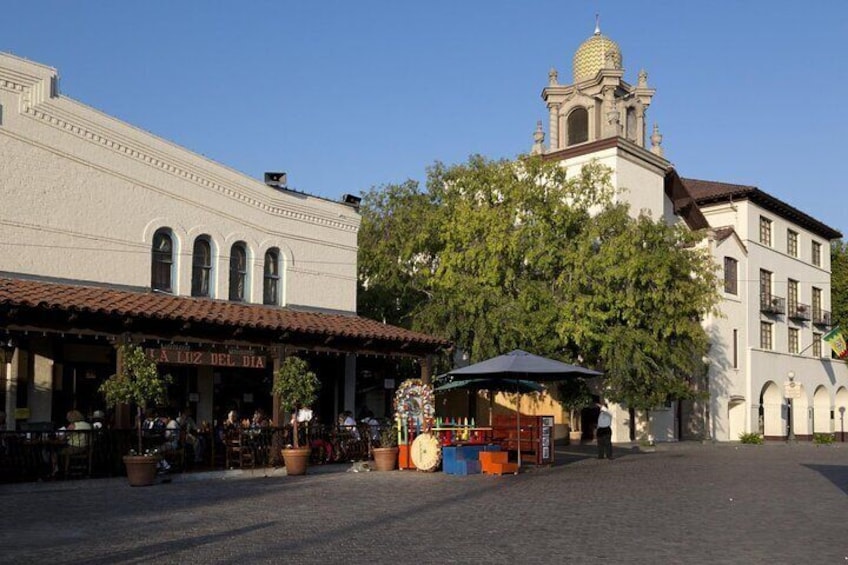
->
[
  {"left": 196, "top": 365, "right": 214, "bottom": 425},
  {"left": 344, "top": 354, "right": 356, "bottom": 413},
  {"left": 548, "top": 104, "right": 559, "bottom": 151},
  {"left": 3, "top": 347, "right": 18, "bottom": 431}
]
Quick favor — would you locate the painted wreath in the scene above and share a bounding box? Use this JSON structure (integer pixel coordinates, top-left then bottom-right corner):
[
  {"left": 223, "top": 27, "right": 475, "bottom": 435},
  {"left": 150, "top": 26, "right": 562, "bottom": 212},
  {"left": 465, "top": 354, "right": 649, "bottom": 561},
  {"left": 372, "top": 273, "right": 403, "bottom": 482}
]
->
[{"left": 394, "top": 378, "right": 435, "bottom": 427}]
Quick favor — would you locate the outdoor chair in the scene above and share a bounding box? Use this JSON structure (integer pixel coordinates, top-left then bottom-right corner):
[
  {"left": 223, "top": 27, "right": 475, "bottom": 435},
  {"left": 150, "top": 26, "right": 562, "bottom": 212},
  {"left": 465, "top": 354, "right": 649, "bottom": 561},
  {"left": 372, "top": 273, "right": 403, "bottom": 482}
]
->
[{"left": 225, "top": 430, "right": 255, "bottom": 469}]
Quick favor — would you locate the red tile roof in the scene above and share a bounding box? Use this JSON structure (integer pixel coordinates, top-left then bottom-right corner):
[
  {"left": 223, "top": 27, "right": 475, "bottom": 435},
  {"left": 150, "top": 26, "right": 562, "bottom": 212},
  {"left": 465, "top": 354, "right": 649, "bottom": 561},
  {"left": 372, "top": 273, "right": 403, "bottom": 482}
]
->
[{"left": 0, "top": 276, "right": 449, "bottom": 348}]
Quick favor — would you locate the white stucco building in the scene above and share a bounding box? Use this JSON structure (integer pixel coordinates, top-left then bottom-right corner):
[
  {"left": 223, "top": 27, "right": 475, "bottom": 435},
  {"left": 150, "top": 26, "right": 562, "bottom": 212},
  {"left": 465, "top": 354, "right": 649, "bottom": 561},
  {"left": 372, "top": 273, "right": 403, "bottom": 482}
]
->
[
  {"left": 0, "top": 52, "right": 446, "bottom": 431},
  {"left": 536, "top": 25, "right": 848, "bottom": 443}
]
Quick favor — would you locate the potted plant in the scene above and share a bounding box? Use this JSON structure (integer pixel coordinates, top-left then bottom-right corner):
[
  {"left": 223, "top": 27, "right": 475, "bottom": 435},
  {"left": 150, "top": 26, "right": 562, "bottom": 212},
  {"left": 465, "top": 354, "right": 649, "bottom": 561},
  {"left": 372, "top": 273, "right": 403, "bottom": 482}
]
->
[
  {"left": 272, "top": 355, "right": 320, "bottom": 476},
  {"left": 371, "top": 422, "right": 399, "bottom": 471},
  {"left": 557, "top": 378, "right": 593, "bottom": 444},
  {"left": 99, "top": 343, "right": 171, "bottom": 486}
]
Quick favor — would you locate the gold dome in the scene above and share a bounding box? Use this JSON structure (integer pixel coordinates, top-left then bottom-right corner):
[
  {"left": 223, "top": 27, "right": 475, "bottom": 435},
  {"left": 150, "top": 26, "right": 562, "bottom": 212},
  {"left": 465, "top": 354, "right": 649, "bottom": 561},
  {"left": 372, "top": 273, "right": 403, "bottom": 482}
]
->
[{"left": 572, "top": 31, "right": 622, "bottom": 82}]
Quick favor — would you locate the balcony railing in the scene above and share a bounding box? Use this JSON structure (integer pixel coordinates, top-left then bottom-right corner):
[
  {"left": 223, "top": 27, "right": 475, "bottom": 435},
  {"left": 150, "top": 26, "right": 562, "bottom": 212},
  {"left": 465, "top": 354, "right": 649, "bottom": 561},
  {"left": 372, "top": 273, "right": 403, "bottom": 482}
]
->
[
  {"left": 760, "top": 295, "right": 785, "bottom": 315},
  {"left": 788, "top": 302, "right": 811, "bottom": 321},
  {"left": 812, "top": 309, "right": 832, "bottom": 327}
]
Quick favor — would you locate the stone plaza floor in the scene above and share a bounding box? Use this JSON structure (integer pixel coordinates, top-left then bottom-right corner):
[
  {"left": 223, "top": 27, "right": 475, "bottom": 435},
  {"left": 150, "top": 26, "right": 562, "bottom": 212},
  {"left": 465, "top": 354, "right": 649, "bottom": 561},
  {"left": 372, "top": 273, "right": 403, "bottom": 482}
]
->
[{"left": 0, "top": 441, "right": 846, "bottom": 564}]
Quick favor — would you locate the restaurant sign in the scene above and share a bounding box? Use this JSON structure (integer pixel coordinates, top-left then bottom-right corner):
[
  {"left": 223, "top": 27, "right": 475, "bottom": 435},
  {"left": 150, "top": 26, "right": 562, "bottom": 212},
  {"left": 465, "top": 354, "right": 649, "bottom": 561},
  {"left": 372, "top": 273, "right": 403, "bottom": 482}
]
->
[{"left": 147, "top": 347, "right": 267, "bottom": 369}]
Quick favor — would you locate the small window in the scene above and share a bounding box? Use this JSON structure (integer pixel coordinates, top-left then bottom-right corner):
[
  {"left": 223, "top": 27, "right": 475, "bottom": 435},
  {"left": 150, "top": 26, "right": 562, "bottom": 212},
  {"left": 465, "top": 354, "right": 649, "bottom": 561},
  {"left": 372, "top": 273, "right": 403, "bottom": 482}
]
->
[
  {"left": 787, "top": 229, "right": 798, "bottom": 257},
  {"left": 191, "top": 236, "right": 212, "bottom": 298},
  {"left": 759, "top": 216, "right": 772, "bottom": 246},
  {"left": 812, "top": 287, "right": 822, "bottom": 320},
  {"left": 812, "top": 241, "right": 822, "bottom": 267},
  {"left": 760, "top": 322, "right": 773, "bottom": 350},
  {"left": 759, "top": 269, "right": 772, "bottom": 308},
  {"left": 813, "top": 332, "right": 822, "bottom": 357},
  {"left": 724, "top": 257, "right": 738, "bottom": 295},
  {"left": 229, "top": 242, "right": 247, "bottom": 302},
  {"left": 151, "top": 229, "right": 174, "bottom": 293},
  {"left": 566, "top": 107, "right": 589, "bottom": 146},
  {"left": 788, "top": 328, "right": 799, "bottom": 354},
  {"left": 263, "top": 248, "right": 280, "bottom": 305}
]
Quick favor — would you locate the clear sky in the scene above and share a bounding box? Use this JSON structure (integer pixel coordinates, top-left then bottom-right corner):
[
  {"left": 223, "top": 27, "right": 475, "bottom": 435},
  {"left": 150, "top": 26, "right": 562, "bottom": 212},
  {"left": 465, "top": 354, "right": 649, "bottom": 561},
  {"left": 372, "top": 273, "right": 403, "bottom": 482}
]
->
[{"left": 4, "top": 1, "right": 847, "bottom": 235}]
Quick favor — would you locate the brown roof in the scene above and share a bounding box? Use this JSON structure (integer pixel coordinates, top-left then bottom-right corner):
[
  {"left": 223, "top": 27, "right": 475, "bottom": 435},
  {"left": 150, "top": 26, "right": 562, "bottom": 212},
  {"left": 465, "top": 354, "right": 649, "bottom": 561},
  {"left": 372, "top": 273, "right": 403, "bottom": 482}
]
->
[
  {"left": 682, "top": 178, "right": 842, "bottom": 240},
  {"left": 711, "top": 226, "right": 736, "bottom": 243},
  {"left": 0, "top": 276, "right": 449, "bottom": 351}
]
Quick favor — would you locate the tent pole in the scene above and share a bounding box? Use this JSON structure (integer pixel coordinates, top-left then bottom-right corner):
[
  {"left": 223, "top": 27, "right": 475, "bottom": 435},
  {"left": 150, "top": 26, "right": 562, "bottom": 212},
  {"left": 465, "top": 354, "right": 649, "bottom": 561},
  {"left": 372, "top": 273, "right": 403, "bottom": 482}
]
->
[{"left": 516, "top": 377, "right": 521, "bottom": 470}]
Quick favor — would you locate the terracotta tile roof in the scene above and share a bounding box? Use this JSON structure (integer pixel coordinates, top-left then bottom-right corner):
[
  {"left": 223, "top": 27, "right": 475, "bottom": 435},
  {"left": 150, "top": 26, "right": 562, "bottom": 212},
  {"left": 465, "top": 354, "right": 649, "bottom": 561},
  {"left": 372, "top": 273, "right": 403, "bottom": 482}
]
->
[
  {"left": 682, "top": 178, "right": 842, "bottom": 241},
  {"left": 0, "top": 276, "right": 450, "bottom": 348}
]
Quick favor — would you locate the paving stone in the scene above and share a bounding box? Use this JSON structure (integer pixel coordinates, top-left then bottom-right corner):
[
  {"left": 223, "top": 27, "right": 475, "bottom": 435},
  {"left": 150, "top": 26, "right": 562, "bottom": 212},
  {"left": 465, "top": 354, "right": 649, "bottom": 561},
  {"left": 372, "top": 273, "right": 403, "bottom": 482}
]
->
[{"left": 0, "top": 442, "right": 846, "bottom": 564}]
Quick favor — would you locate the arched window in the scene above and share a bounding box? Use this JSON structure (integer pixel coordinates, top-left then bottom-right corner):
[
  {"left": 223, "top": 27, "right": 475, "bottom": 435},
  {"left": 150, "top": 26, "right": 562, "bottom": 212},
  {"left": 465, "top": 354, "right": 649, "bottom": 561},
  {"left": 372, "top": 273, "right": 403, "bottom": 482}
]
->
[
  {"left": 567, "top": 107, "right": 588, "bottom": 146},
  {"left": 263, "top": 248, "right": 280, "bottom": 305},
  {"left": 626, "top": 107, "right": 637, "bottom": 142},
  {"left": 229, "top": 242, "right": 248, "bottom": 302},
  {"left": 151, "top": 229, "right": 174, "bottom": 293},
  {"left": 191, "top": 236, "right": 212, "bottom": 298}
]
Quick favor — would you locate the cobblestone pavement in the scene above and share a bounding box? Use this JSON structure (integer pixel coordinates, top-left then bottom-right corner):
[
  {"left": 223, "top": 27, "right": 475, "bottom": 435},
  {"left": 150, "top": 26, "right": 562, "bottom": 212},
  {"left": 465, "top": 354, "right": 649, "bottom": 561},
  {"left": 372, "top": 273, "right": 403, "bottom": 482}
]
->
[{"left": 1, "top": 442, "right": 846, "bottom": 564}]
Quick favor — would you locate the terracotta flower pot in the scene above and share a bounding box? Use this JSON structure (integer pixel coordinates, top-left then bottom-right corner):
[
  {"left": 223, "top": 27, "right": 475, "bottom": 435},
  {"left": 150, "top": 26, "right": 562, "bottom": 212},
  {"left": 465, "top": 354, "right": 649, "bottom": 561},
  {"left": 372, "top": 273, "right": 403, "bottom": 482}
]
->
[
  {"left": 282, "top": 447, "right": 311, "bottom": 476},
  {"left": 372, "top": 447, "right": 399, "bottom": 471},
  {"left": 123, "top": 455, "right": 158, "bottom": 487}
]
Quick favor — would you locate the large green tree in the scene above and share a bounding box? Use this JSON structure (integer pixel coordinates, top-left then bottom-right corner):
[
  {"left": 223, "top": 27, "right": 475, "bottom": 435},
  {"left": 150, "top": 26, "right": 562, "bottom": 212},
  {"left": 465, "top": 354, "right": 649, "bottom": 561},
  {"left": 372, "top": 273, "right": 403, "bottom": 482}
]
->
[
  {"left": 358, "top": 155, "right": 720, "bottom": 407},
  {"left": 831, "top": 240, "right": 848, "bottom": 331}
]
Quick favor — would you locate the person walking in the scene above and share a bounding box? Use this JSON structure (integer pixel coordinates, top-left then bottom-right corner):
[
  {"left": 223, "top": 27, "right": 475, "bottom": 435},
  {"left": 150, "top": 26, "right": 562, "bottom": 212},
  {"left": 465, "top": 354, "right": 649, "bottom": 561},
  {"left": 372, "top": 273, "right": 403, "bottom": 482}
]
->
[{"left": 596, "top": 402, "right": 613, "bottom": 460}]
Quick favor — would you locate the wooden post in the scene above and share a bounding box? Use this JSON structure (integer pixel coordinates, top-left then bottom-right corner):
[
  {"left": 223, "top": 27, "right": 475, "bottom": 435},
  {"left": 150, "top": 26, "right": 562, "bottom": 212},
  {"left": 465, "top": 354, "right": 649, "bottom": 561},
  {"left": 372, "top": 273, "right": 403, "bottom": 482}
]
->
[
  {"left": 270, "top": 346, "right": 285, "bottom": 426},
  {"left": 420, "top": 355, "right": 433, "bottom": 385}
]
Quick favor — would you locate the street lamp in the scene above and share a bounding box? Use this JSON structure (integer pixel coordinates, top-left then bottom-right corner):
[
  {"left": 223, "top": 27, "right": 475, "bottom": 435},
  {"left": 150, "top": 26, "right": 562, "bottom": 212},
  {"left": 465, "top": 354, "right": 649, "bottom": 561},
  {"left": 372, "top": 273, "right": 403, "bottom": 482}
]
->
[
  {"left": 787, "top": 371, "right": 796, "bottom": 442},
  {"left": 840, "top": 406, "right": 845, "bottom": 443}
]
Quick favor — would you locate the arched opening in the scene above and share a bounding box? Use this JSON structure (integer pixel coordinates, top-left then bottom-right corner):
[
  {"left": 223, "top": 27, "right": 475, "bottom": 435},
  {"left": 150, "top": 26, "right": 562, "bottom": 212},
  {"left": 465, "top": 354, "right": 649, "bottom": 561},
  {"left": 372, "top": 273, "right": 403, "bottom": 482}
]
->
[
  {"left": 566, "top": 107, "right": 589, "bottom": 146},
  {"left": 191, "top": 236, "right": 213, "bottom": 298},
  {"left": 151, "top": 228, "right": 174, "bottom": 293},
  {"left": 727, "top": 396, "right": 746, "bottom": 440},
  {"left": 229, "top": 242, "right": 248, "bottom": 302},
  {"left": 813, "top": 386, "right": 831, "bottom": 434},
  {"left": 760, "top": 381, "right": 783, "bottom": 439},
  {"left": 263, "top": 248, "right": 280, "bottom": 305}
]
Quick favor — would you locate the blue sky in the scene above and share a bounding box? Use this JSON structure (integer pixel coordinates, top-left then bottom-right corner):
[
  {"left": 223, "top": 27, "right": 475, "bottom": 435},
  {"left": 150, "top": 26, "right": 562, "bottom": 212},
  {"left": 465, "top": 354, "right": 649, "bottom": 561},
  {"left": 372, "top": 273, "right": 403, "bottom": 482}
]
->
[{"left": 4, "top": 1, "right": 847, "bottom": 234}]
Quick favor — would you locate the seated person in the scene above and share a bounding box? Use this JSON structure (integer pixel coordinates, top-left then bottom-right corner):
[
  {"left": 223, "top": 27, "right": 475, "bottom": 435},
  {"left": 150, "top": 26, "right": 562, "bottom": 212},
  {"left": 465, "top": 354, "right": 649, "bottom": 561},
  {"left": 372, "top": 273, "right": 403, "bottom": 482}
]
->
[
  {"left": 338, "top": 410, "right": 360, "bottom": 440},
  {"left": 251, "top": 408, "right": 270, "bottom": 429},
  {"left": 178, "top": 409, "right": 206, "bottom": 464},
  {"left": 56, "top": 410, "right": 92, "bottom": 477}
]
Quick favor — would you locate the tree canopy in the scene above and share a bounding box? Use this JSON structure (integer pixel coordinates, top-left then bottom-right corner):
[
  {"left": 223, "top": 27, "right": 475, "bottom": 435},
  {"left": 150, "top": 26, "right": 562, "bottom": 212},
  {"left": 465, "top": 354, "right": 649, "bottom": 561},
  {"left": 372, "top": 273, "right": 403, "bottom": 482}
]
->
[
  {"left": 831, "top": 240, "right": 848, "bottom": 331},
  {"left": 358, "top": 155, "right": 720, "bottom": 409}
]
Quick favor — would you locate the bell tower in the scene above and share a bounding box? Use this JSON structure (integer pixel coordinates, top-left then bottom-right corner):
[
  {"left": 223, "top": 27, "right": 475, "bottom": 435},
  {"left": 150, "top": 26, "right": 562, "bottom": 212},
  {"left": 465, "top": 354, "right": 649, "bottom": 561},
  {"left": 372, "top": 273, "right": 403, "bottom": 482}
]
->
[{"left": 538, "top": 19, "right": 657, "bottom": 153}]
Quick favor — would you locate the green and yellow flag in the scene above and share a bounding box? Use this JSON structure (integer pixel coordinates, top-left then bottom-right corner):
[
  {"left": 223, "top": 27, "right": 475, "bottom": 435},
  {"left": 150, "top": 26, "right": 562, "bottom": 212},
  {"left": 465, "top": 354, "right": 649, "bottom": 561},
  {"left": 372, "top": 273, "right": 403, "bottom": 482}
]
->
[{"left": 823, "top": 326, "right": 848, "bottom": 359}]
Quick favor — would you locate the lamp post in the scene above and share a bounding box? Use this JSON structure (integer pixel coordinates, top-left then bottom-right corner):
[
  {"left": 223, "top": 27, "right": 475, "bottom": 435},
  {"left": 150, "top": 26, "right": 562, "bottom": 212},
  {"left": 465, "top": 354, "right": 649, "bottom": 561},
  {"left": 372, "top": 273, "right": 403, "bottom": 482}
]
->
[
  {"left": 840, "top": 407, "right": 845, "bottom": 443},
  {"left": 787, "top": 371, "right": 796, "bottom": 442}
]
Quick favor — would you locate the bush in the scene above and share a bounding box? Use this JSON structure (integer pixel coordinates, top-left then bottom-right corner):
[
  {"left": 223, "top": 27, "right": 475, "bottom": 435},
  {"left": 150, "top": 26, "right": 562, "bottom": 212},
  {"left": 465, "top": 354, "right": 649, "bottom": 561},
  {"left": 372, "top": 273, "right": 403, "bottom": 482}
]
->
[
  {"left": 813, "top": 433, "right": 836, "bottom": 445},
  {"left": 739, "top": 432, "right": 763, "bottom": 445},
  {"left": 379, "top": 423, "right": 398, "bottom": 448}
]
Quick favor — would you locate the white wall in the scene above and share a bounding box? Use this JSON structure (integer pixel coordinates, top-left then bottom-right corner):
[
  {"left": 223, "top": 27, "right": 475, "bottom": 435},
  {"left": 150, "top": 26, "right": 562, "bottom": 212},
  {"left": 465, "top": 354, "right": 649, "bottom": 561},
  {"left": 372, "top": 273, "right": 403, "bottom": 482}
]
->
[{"left": 0, "top": 53, "right": 359, "bottom": 313}]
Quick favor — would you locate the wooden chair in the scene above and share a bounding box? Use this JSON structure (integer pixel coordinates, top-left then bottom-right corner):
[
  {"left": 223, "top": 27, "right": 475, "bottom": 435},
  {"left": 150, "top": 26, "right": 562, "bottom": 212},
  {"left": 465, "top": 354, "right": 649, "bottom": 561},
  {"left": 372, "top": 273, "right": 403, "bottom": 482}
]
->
[{"left": 225, "top": 430, "right": 255, "bottom": 469}]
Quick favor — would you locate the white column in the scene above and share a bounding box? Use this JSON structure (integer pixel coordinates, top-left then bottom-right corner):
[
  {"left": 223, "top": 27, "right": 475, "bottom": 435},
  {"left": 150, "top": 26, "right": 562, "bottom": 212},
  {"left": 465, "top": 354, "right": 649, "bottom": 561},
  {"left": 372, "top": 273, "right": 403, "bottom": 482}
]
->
[
  {"left": 548, "top": 105, "right": 559, "bottom": 151},
  {"left": 4, "top": 348, "right": 16, "bottom": 431}
]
